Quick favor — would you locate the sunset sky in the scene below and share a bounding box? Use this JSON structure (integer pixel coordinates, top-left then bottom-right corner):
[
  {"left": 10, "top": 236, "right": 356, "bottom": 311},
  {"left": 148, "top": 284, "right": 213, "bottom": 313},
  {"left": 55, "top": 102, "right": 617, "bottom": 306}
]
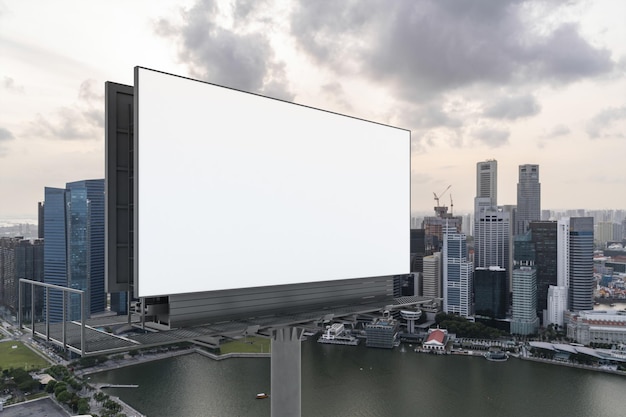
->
[{"left": 1, "top": 0, "right": 625, "bottom": 221}]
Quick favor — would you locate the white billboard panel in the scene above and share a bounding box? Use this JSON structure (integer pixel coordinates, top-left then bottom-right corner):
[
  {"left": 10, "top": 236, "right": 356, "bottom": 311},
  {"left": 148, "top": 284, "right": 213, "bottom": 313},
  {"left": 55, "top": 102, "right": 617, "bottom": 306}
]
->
[{"left": 135, "top": 67, "right": 410, "bottom": 297}]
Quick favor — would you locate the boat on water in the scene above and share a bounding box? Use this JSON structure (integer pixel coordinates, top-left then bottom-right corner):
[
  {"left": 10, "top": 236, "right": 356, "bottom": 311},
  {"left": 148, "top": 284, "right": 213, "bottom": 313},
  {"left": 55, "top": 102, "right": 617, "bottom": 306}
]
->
[
  {"left": 256, "top": 393, "right": 269, "bottom": 399},
  {"left": 484, "top": 351, "right": 508, "bottom": 362}
]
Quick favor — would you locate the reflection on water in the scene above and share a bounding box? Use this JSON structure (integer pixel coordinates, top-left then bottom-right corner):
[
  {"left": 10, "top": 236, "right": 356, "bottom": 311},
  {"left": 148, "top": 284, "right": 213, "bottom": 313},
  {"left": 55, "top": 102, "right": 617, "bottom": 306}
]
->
[{"left": 91, "top": 339, "right": 626, "bottom": 417}]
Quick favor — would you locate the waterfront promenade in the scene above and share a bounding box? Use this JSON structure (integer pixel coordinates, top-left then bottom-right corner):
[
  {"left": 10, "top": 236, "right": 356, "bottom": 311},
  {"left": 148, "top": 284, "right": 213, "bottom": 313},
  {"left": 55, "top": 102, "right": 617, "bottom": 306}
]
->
[
  {"left": 519, "top": 354, "right": 626, "bottom": 376},
  {"left": 77, "top": 347, "right": 270, "bottom": 378}
]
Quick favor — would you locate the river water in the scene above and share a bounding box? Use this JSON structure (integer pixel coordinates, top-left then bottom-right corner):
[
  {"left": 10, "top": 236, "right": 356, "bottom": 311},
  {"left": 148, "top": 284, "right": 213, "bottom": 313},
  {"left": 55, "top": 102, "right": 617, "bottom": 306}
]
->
[{"left": 90, "top": 338, "right": 626, "bottom": 417}]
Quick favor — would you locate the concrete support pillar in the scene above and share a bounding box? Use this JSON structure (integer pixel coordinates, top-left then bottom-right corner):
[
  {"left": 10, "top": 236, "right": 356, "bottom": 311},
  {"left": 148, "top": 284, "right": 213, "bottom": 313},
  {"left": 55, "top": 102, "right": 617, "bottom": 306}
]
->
[{"left": 271, "top": 327, "right": 303, "bottom": 417}]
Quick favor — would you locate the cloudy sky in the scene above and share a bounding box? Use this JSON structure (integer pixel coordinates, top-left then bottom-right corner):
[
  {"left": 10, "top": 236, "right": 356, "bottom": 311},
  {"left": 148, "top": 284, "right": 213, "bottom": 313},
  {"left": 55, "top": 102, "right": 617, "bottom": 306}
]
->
[{"left": 1, "top": 0, "right": 625, "bottom": 221}]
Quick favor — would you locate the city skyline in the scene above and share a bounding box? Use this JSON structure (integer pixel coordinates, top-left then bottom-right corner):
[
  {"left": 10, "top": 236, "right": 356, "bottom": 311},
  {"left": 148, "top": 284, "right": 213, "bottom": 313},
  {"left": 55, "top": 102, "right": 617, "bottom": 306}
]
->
[{"left": 1, "top": 0, "right": 626, "bottom": 220}]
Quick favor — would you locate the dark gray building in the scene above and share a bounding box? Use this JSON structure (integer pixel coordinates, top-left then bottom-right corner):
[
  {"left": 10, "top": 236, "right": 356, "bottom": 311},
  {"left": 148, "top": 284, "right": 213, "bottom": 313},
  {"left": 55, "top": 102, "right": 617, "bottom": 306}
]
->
[
  {"left": 474, "top": 267, "right": 508, "bottom": 319},
  {"left": 365, "top": 318, "right": 399, "bottom": 348},
  {"left": 530, "top": 221, "right": 557, "bottom": 318},
  {"left": 0, "top": 237, "right": 43, "bottom": 316},
  {"left": 410, "top": 228, "right": 427, "bottom": 274}
]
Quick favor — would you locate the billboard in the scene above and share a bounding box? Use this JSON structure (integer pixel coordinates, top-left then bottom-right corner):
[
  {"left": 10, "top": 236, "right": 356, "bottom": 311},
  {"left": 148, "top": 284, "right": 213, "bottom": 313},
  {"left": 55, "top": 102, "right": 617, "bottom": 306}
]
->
[{"left": 134, "top": 67, "right": 410, "bottom": 298}]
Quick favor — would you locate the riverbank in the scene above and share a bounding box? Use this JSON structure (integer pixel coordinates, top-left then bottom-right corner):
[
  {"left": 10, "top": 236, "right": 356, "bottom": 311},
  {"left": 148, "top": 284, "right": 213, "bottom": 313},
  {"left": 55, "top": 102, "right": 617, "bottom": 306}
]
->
[
  {"left": 77, "top": 347, "right": 270, "bottom": 377},
  {"left": 519, "top": 355, "right": 626, "bottom": 377}
]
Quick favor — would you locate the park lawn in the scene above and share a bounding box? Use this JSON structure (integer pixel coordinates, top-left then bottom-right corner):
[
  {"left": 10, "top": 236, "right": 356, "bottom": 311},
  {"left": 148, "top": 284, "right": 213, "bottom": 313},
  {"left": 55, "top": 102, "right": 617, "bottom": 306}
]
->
[
  {"left": 220, "top": 336, "right": 271, "bottom": 354},
  {"left": 0, "top": 341, "right": 50, "bottom": 370}
]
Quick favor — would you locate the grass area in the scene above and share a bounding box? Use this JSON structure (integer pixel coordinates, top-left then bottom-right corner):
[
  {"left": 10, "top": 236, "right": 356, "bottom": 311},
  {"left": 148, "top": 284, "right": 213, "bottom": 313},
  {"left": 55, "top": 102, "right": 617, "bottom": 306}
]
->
[
  {"left": 0, "top": 341, "right": 50, "bottom": 371},
  {"left": 219, "top": 336, "right": 271, "bottom": 354},
  {"left": 26, "top": 391, "right": 49, "bottom": 401}
]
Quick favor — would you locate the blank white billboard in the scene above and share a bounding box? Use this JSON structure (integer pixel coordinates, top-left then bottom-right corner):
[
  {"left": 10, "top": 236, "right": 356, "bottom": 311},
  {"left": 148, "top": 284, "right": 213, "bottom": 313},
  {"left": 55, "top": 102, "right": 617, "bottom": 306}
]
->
[{"left": 134, "top": 67, "right": 410, "bottom": 298}]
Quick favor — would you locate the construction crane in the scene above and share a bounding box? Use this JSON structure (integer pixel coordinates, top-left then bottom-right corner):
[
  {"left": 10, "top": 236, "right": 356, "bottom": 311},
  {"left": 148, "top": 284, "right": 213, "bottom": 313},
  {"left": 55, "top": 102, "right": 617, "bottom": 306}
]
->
[
  {"left": 450, "top": 194, "right": 454, "bottom": 216},
  {"left": 433, "top": 185, "right": 451, "bottom": 217},
  {"left": 433, "top": 185, "right": 451, "bottom": 208}
]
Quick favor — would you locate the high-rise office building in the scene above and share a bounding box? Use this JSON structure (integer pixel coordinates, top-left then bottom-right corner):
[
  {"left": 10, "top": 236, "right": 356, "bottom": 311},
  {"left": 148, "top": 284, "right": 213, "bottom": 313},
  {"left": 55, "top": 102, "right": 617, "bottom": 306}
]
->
[
  {"left": 16, "top": 239, "right": 44, "bottom": 319},
  {"left": 530, "top": 221, "right": 558, "bottom": 317},
  {"left": 423, "top": 216, "right": 462, "bottom": 251},
  {"left": 474, "top": 267, "right": 508, "bottom": 319},
  {"left": 473, "top": 159, "right": 511, "bottom": 302},
  {"left": 474, "top": 207, "right": 510, "bottom": 273},
  {"left": 44, "top": 179, "right": 105, "bottom": 322},
  {"left": 569, "top": 217, "right": 594, "bottom": 312},
  {"left": 546, "top": 285, "right": 568, "bottom": 326},
  {"left": 0, "top": 237, "right": 44, "bottom": 316},
  {"left": 422, "top": 252, "right": 441, "bottom": 299},
  {"left": 511, "top": 266, "right": 539, "bottom": 335},
  {"left": 556, "top": 218, "right": 570, "bottom": 290},
  {"left": 502, "top": 204, "right": 517, "bottom": 289},
  {"left": 613, "top": 222, "right": 624, "bottom": 243},
  {"left": 476, "top": 159, "right": 497, "bottom": 206},
  {"left": 443, "top": 230, "right": 472, "bottom": 317},
  {"left": 410, "top": 229, "right": 427, "bottom": 273},
  {"left": 513, "top": 231, "right": 535, "bottom": 267},
  {"left": 516, "top": 164, "right": 540, "bottom": 236},
  {"left": 595, "top": 221, "right": 615, "bottom": 246},
  {"left": 0, "top": 237, "right": 20, "bottom": 312}
]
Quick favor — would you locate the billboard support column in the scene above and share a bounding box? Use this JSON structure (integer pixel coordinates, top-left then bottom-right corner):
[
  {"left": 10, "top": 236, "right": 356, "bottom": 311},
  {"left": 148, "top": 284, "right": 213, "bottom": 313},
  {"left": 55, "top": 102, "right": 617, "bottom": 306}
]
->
[{"left": 271, "top": 327, "right": 303, "bottom": 417}]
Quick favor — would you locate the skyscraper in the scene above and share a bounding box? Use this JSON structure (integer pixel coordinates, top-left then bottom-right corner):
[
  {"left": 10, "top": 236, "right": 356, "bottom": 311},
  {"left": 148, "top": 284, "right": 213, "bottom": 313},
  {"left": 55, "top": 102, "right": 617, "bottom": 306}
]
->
[
  {"left": 556, "top": 218, "right": 570, "bottom": 290},
  {"left": 476, "top": 159, "right": 497, "bottom": 206},
  {"left": 44, "top": 179, "right": 105, "bottom": 321},
  {"left": 422, "top": 215, "right": 462, "bottom": 251},
  {"left": 409, "top": 228, "right": 426, "bottom": 273},
  {"left": 474, "top": 207, "right": 510, "bottom": 273},
  {"left": 569, "top": 217, "right": 594, "bottom": 311},
  {"left": 530, "top": 221, "right": 558, "bottom": 317},
  {"left": 516, "top": 164, "right": 540, "bottom": 236},
  {"left": 511, "top": 266, "right": 539, "bottom": 335},
  {"left": 16, "top": 238, "right": 44, "bottom": 319},
  {"left": 0, "top": 237, "right": 20, "bottom": 312},
  {"left": 422, "top": 252, "right": 441, "bottom": 299},
  {"left": 474, "top": 267, "right": 508, "bottom": 319},
  {"left": 474, "top": 159, "right": 508, "bottom": 271},
  {"left": 546, "top": 285, "right": 568, "bottom": 326},
  {"left": 443, "top": 229, "right": 472, "bottom": 317}
]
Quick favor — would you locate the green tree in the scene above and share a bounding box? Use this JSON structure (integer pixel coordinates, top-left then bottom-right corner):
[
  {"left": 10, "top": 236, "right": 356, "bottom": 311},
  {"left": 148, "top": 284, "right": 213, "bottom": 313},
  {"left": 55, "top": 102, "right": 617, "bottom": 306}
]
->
[
  {"left": 77, "top": 397, "right": 91, "bottom": 414},
  {"left": 45, "top": 380, "right": 57, "bottom": 393},
  {"left": 54, "top": 382, "right": 67, "bottom": 397},
  {"left": 17, "top": 379, "right": 39, "bottom": 392},
  {"left": 47, "top": 365, "right": 70, "bottom": 380},
  {"left": 103, "top": 399, "right": 122, "bottom": 413},
  {"left": 56, "top": 389, "right": 71, "bottom": 403},
  {"left": 93, "top": 391, "right": 109, "bottom": 404}
]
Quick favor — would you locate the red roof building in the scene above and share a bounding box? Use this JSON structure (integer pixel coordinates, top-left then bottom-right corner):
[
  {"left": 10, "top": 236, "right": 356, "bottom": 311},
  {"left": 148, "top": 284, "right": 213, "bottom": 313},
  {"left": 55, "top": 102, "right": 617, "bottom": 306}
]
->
[{"left": 422, "top": 328, "right": 448, "bottom": 351}]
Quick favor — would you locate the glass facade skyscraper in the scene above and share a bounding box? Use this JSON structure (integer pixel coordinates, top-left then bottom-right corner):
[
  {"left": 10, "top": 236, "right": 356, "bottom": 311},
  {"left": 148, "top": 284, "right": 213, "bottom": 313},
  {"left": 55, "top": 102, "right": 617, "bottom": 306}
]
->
[
  {"left": 530, "top": 221, "right": 557, "bottom": 317},
  {"left": 569, "top": 217, "right": 594, "bottom": 311},
  {"left": 474, "top": 267, "right": 508, "bottom": 319},
  {"left": 443, "top": 229, "right": 472, "bottom": 317},
  {"left": 511, "top": 266, "right": 539, "bottom": 335},
  {"left": 44, "top": 179, "right": 105, "bottom": 322}
]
